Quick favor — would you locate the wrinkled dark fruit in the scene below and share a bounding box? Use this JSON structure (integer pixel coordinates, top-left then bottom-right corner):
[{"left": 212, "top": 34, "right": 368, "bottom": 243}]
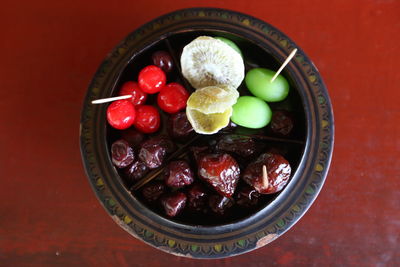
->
[
  {"left": 168, "top": 111, "right": 194, "bottom": 139},
  {"left": 161, "top": 192, "right": 187, "bottom": 217},
  {"left": 243, "top": 153, "right": 291, "bottom": 194},
  {"left": 111, "top": 139, "right": 134, "bottom": 168},
  {"left": 152, "top": 51, "right": 173, "bottom": 73},
  {"left": 186, "top": 183, "right": 208, "bottom": 213},
  {"left": 124, "top": 160, "right": 148, "bottom": 183},
  {"left": 216, "top": 134, "right": 256, "bottom": 157},
  {"left": 208, "top": 194, "right": 234, "bottom": 215},
  {"left": 198, "top": 153, "right": 240, "bottom": 197},
  {"left": 236, "top": 186, "right": 260, "bottom": 207},
  {"left": 164, "top": 160, "right": 194, "bottom": 188},
  {"left": 139, "top": 136, "right": 175, "bottom": 169},
  {"left": 270, "top": 110, "right": 294, "bottom": 136},
  {"left": 141, "top": 181, "right": 166, "bottom": 203},
  {"left": 120, "top": 128, "right": 145, "bottom": 147}
]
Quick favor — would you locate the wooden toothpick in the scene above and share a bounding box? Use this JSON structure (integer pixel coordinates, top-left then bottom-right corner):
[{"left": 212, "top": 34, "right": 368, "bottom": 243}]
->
[
  {"left": 271, "top": 48, "right": 297, "bottom": 82},
  {"left": 262, "top": 165, "right": 269, "bottom": 188},
  {"left": 91, "top": 95, "right": 131, "bottom": 104}
]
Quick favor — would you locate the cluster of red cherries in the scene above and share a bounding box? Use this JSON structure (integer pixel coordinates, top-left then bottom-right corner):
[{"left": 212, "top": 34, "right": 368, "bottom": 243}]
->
[{"left": 107, "top": 51, "right": 189, "bottom": 133}]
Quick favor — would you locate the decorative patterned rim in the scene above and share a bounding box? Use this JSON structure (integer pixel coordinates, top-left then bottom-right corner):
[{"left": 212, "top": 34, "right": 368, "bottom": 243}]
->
[{"left": 80, "top": 8, "right": 334, "bottom": 259}]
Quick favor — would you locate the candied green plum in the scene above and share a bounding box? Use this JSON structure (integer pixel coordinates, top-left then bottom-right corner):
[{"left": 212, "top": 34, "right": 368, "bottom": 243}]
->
[
  {"left": 245, "top": 68, "right": 289, "bottom": 102},
  {"left": 231, "top": 96, "right": 272, "bottom": 128}
]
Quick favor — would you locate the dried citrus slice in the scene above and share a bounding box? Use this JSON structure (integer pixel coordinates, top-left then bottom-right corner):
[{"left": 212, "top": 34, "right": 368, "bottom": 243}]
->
[
  {"left": 186, "top": 107, "right": 232, "bottom": 135},
  {"left": 186, "top": 85, "right": 239, "bottom": 114},
  {"left": 181, "top": 36, "right": 245, "bottom": 90}
]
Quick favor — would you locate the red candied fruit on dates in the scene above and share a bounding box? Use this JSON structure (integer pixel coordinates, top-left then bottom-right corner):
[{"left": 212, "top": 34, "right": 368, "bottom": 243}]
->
[
  {"left": 141, "top": 181, "right": 166, "bottom": 203},
  {"left": 243, "top": 153, "right": 291, "bottom": 194},
  {"left": 106, "top": 100, "right": 136, "bottom": 130},
  {"left": 161, "top": 192, "right": 187, "bottom": 217},
  {"left": 157, "top": 83, "right": 189, "bottom": 114},
  {"left": 133, "top": 105, "right": 160, "bottom": 134},
  {"left": 138, "top": 65, "right": 166, "bottom": 94},
  {"left": 164, "top": 160, "right": 194, "bottom": 188},
  {"left": 198, "top": 153, "right": 240, "bottom": 198},
  {"left": 118, "top": 81, "right": 147, "bottom": 105},
  {"left": 111, "top": 139, "right": 134, "bottom": 168}
]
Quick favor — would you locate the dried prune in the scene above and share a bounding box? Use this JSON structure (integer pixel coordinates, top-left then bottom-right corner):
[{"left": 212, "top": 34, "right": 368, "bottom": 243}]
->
[
  {"left": 243, "top": 153, "right": 291, "bottom": 194},
  {"left": 161, "top": 192, "right": 187, "bottom": 217},
  {"left": 111, "top": 139, "right": 134, "bottom": 168},
  {"left": 216, "top": 134, "right": 256, "bottom": 157},
  {"left": 164, "top": 160, "right": 194, "bottom": 188}
]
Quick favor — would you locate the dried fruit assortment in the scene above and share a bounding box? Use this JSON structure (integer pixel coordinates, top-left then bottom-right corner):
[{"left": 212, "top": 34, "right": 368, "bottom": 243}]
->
[{"left": 105, "top": 36, "right": 304, "bottom": 224}]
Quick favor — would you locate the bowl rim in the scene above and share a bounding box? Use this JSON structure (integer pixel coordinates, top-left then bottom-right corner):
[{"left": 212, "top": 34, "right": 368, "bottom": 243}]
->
[{"left": 80, "top": 7, "right": 334, "bottom": 259}]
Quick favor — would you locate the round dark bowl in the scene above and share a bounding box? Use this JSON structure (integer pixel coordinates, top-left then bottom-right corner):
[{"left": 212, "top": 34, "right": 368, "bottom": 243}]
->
[{"left": 80, "top": 8, "right": 334, "bottom": 258}]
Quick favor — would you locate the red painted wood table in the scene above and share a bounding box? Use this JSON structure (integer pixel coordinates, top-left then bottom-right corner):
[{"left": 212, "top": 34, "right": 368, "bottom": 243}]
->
[{"left": 1, "top": 0, "right": 399, "bottom": 266}]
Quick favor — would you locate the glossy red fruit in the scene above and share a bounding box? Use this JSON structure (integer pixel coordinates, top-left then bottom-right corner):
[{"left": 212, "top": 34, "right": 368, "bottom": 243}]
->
[
  {"left": 161, "top": 192, "right": 187, "bottom": 217},
  {"left": 134, "top": 105, "right": 160, "bottom": 133},
  {"left": 198, "top": 154, "right": 240, "bottom": 198},
  {"left": 106, "top": 100, "right": 136, "bottom": 130},
  {"left": 157, "top": 83, "right": 189, "bottom": 113},
  {"left": 138, "top": 136, "right": 175, "bottom": 169},
  {"left": 118, "top": 81, "right": 147, "bottom": 105},
  {"left": 164, "top": 160, "right": 194, "bottom": 188},
  {"left": 243, "top": 153, "right": 291, "bottom": 194},
  {"left": 124, "top": 160, "right": 148, "bottom": 183},
  {"left": 152, "top": 51, "right": 173, "bottom": 73},
  {"left": 111, "top": 139, "right": 134, "bottom": 168},
  {"left": 138, "top": 65, "right": 166, "bottom": 94}
]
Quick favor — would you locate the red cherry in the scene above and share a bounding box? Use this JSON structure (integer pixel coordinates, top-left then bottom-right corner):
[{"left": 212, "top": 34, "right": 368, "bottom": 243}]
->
[
  {"left": 106, "top": 100, "right": 136, "bottom": 130},
  {"left": 157, "top": 83, "right": 189, "bottom": 114},
  {"left": 138, "top": 65, "right": 166, "bottom": 94},
  {"left": 118, "top": 81, "right": 147, "bottom": 105},
  {"left": 134, "top": 105, "right": 160, "bottom": 133}
]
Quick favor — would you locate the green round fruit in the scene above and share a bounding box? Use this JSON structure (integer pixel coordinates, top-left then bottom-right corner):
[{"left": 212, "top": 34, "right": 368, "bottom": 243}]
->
[
  {"left": 231, "top": 96, "right": 272, "bottom": 128},
  {"left": 214, "top": 37, "right": 242, "bottom": 56},
  {"left": 245, "top": 68, "right": 289, "bottom": 102}
]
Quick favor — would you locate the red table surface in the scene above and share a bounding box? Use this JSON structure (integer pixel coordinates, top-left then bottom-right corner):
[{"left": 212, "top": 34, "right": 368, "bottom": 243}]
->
[{"left": 1, "top": 0, "right": 399, "bottom": 266}]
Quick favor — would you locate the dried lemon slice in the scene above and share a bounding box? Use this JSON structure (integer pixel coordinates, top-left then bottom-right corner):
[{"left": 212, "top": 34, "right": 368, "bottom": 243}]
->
[
  {"left": 186, "top": 107, "right": 232, "bottom": 135},
  {"left": 186, "top": 85, "right": 239, "bottom": 114},
  {"left": 181, "top": 36, "right": 245, "bottom": 90}
]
